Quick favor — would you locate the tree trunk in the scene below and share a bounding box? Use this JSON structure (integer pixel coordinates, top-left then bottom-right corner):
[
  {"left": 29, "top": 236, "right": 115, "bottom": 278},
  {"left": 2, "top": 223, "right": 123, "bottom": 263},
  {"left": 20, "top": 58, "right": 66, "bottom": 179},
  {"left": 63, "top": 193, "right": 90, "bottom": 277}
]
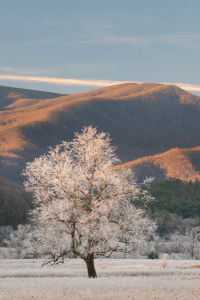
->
[{"left": 85, "top": 253, "right": 97, "bottom": 278}]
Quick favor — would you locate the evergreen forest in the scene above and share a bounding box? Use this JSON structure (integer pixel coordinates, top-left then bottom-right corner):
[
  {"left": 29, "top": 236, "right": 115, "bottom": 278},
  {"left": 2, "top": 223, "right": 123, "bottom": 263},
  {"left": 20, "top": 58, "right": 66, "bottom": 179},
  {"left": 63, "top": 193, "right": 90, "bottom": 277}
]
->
[
  {"left": 0, "top": 177, "right": 34, "bottom": 229},
  {"left": 132, "top": 178, "right": 200, "bottom": 236}
]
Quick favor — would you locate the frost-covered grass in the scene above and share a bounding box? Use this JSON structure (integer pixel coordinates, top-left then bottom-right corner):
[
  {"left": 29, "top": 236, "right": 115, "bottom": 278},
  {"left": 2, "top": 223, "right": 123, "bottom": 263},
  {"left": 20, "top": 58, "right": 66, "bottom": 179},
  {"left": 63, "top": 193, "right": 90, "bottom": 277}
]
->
[{"left": 0, "top": 259, "right": 200, "bottom": 300}]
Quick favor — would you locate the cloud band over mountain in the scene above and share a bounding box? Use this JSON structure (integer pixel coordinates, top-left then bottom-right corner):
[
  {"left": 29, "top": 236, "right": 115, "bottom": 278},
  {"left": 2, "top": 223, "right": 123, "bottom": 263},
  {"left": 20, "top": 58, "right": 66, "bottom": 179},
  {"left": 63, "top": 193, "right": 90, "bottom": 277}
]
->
[{"left": 0, "top": 74, "right": 200, "bottom": 92}]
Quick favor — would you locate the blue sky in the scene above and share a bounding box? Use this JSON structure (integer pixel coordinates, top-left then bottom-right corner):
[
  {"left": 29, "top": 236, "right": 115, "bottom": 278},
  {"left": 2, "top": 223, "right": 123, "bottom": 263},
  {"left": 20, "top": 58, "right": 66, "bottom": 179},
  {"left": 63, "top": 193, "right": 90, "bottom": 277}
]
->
[{"left": 1, "top": 0, "right": 200, "bottom": 95}]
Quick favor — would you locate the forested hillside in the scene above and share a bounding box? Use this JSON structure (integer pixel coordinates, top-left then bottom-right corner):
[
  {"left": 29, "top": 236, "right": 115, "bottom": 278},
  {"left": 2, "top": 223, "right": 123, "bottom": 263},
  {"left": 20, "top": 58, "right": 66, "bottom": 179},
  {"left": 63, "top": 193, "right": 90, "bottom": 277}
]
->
[
  {"left": 147, "top": 179, "right": 200, "bottom": 218},
  {"left": 132, "top": 178, "right": 200, "bottom": 236},
  {"left": 0, "top": 177, "right": 34, "bottom": 229},
  {"left": 1, "top": 83, "right": 200, "bottom": 184}
]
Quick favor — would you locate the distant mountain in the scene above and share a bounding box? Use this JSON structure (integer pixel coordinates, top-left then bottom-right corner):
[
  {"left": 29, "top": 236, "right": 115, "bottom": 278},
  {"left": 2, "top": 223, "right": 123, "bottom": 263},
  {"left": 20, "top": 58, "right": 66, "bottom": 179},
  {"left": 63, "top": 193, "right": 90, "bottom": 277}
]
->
[
  {"left": 0, "top": 82, "right": 200, "bottom": 184},
  {"left": 0, "top": 85, "right": 66, "bottom": 108}
]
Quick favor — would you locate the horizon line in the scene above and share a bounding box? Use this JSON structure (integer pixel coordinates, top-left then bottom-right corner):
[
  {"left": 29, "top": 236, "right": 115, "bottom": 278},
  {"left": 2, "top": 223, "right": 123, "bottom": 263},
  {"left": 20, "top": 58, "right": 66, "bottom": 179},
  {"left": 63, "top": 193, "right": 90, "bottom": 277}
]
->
[{"left": 0, "top": 74, "right": 200, "bottom": 92}]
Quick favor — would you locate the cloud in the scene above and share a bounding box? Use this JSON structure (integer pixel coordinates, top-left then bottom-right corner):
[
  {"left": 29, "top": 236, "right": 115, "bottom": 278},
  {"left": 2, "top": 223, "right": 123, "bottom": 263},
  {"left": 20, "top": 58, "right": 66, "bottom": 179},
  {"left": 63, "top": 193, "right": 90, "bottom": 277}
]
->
[
  {"left": 0, "top": 67, "right": 48, "bottom": 75},
  {"left": 78, "top": 35, "right": 148, "bottom": 46},
  {"left": 2, "top": 67, "right": 14, "bottom": 72},
  {"left": 0, "top": 74, "right": 128, "bottom": 87},
  {"left": 0, "top": 74, "right": 200, "bottom": 92},
  {"left": 80, "top": 33, "right": 200, "bottom": 49},
  {"left": 155, "top": 82, "right": 200, "bottom": 92},
  {"left": 0, "top": 39, "right": 59, "bottom": 52},
  {"left": 159, "top": 34, "right": 200, "bottom": 49},
  {"left": 170, "top": 83, "right": 200, "bottom": 92}
]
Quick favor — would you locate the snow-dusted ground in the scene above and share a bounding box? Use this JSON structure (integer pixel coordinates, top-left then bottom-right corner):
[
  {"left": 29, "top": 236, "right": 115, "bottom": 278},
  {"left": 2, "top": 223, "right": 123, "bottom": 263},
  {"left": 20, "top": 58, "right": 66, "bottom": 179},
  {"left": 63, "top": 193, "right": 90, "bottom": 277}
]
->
[{"left": 1, "top": 258, "right": 200, "bottom": 299}]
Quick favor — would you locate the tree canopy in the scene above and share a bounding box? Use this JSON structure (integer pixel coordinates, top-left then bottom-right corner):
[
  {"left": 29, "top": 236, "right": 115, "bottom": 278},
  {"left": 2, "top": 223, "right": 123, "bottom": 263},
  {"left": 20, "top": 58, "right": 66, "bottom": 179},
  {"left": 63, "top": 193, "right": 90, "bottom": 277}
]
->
[{"left": 23, "top": 126, "right": 155, "bottom": 278}]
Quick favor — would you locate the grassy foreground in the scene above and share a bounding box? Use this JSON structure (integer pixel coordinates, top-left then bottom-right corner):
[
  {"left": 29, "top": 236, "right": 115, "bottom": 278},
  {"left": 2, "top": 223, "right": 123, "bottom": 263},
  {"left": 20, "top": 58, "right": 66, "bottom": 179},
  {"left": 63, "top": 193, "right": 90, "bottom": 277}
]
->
[{"left": 0, "top": 259, "right": 200, "bottom": 300}]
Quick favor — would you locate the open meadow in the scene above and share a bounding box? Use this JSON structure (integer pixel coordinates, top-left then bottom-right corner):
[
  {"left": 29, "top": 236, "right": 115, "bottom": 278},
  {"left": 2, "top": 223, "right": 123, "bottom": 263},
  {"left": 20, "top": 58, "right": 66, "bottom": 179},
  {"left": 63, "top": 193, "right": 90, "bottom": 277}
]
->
[{"left": 0, "top": 259, "right": 200, "bottom": 300}]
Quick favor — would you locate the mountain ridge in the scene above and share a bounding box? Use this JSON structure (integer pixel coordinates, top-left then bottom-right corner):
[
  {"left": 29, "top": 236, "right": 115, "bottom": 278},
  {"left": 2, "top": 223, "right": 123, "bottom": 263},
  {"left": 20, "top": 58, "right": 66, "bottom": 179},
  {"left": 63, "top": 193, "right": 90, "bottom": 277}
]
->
[{"left": 0, "top": 82, "right": 200, "bottom": 184}]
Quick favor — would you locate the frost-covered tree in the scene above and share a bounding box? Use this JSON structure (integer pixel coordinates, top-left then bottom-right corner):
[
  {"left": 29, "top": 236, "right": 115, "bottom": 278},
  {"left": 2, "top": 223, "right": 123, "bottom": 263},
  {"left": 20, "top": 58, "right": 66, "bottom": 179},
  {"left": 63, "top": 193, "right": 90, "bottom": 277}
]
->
[
  {"left": 145, "top": 227, "right": 200, "bottom": 259},
  {"left": 22, "top": 126, "right": 155, "bottom": 278},
  {"left": 181, "top": 227, "right": 200, "bottom": 259},
  {"left": 4, "top": 224, "right": 34, "bottom": 258}
]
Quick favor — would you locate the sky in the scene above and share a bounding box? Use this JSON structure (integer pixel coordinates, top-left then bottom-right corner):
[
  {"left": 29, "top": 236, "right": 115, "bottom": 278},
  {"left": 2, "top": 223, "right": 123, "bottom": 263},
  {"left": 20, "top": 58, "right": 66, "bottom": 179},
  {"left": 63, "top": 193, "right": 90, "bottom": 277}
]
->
[{"left": 0, "top": 0, "right": 200, "bottom": 96}]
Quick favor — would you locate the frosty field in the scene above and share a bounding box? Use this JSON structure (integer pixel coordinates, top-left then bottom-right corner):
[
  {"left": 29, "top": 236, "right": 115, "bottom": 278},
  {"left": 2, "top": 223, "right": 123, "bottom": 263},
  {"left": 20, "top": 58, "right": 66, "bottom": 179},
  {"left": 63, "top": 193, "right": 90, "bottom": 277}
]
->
[{"left": 0, "top": 259, "right": 200, "bottom": 300}]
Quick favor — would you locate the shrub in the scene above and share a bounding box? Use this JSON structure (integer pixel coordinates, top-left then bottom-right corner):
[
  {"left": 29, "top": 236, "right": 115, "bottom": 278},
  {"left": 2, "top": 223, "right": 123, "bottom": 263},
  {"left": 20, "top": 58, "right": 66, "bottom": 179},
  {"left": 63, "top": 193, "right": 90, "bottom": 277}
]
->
[{"left": 148, "top": 250, "right": 159, "bottom": 259}]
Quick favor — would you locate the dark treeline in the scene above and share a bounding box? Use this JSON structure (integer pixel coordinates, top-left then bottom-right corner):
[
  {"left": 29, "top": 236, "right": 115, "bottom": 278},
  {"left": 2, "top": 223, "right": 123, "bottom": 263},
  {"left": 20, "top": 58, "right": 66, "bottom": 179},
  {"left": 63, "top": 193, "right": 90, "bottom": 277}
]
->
[
  {"left": 147, "top": 178, "right": 200, "bottom": 218},
  {"left": 0, "top": 177, "right": 34, "bottom": 229},
  {"left": 132, "top": 178, "right": 200, "bottom": 236},
  {"left": 2, "top": 175, "right": 200, "bottom": 236}
]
